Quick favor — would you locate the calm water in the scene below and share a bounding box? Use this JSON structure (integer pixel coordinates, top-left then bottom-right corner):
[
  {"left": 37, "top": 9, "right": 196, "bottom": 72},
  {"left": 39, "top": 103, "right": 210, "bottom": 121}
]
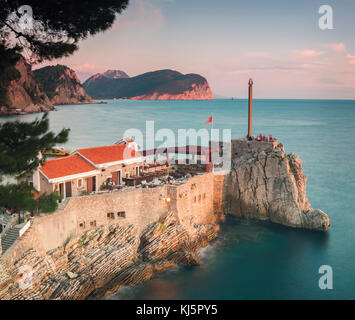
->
[{"left": 2, "top": 99, "right": 355, "bottom": 299}]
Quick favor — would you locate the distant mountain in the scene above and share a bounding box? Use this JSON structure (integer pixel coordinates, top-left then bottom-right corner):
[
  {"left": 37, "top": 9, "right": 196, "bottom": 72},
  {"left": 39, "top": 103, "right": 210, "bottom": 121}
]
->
[
  {"left": 83, "top": 69, "right": 214, "bottom": 100},
  {"left": 101, "top": 69, "right": 130, "bottom": 79},
  {"left": 34, "top": 65, "right": 93, "bottom": 105},
  {"left": 83, "top": 69, "right": 129, "bottom": 88}
]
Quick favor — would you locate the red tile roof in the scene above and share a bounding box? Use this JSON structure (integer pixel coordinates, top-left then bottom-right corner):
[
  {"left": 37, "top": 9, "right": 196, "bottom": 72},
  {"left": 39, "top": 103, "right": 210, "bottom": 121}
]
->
[
  {"left": 77, "top": 144, "right": 142, "bottom": 165},
  {"left": 39, "top": 154, "right": 97, "bottom": 180}
]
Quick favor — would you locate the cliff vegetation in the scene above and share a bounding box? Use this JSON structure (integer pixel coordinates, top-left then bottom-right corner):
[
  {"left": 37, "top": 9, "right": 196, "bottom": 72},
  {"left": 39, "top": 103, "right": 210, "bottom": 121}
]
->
[
  {"left": 83, "top": 69, "right": 214, "bottom": 100},
  {"left": 34, "top": 65, "right": 93, "bottom": 105}
]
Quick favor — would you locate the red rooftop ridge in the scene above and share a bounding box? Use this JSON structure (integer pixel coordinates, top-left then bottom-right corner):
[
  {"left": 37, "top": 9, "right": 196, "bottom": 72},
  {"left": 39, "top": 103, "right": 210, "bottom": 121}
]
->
[
  {"left": 76, "top": 144, "right": 142, "bottom": 166},
  {"left": 39, "top": 154, "right": 97, "bottom": 180}
]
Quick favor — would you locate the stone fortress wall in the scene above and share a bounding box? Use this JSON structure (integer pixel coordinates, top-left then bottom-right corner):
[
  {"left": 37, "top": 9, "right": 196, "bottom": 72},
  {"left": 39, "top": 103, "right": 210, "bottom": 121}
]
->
[
  {"left": 2, "top": 172, "right": 226, "bottom": 266},
  {"left": 1, "top": 137, "right": 330, "bottom": 269}
]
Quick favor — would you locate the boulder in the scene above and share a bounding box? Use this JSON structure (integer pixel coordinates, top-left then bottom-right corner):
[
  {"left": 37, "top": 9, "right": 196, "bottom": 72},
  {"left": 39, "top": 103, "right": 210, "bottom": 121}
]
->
[{"left": 226, "top": 139, "right": 330, "bottom": 231}]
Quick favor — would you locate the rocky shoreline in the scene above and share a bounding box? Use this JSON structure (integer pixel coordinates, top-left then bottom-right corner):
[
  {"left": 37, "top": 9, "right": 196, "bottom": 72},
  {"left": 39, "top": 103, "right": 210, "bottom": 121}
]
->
[
  {"left": 0, "top": 139, "right": 330, "bottom": 300},
  {"left": 0, "top": 60, "right": 94, "bottom": 116},
  {"left": 0, "top": 212, "right": 220, "bottom": 300}
]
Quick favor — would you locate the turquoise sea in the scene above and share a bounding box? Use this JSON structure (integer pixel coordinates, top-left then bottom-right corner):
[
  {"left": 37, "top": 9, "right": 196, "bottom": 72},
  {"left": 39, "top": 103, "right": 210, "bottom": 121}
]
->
[{"left": 1, "top": 99, "right": 355, "bottom": 299}]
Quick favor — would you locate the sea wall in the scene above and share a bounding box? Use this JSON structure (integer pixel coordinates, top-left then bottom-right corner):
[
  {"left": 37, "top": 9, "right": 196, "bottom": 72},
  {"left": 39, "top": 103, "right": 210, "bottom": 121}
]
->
[
  {"left": 2, "top": 173, "right": 221, "bottom": 267},
  {"left": 0, "top": 173, "right": 223, "bottom": 300}
]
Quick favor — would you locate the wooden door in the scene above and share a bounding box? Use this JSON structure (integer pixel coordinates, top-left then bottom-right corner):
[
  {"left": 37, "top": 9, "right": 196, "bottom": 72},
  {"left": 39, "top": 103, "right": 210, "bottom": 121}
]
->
[
  {"left": 92, "top": 176, "right": 96, "bottom": 192},
  {"left": 65, "top": 181, "right": 72, "bottom": 198},
  {"left": 112, "top": 172, "right": 117, "bottom": 184},
  {"left": 87, "top": 177, "right": 92, "bottom": 192}
]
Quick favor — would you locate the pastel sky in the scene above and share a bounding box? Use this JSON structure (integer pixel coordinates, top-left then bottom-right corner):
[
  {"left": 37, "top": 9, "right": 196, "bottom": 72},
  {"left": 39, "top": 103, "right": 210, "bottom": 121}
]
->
[{"left": 38, "top": 0, "right": 355, "bottom": 99}]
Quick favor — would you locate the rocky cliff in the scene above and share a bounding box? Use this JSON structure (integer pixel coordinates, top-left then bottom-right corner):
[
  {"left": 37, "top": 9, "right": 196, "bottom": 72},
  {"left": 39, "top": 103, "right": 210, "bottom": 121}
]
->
[
  {"left": 129, "top": 82, "right": 213, "bottom": 100},
  {"left": 0, "top": 139, "right": 331, "bottom": 300},
  {"left": 34, "top": 65, "right": 93, "bottom": 105},
  {"left": 224, "top": 139, "right": 330, "bottom": 231},
  {"left": 0, "top": 212, "right": 218, "bottom": 300},
  {"left": 83, "top": 69, "right": 214, "bottom": 100},
  {"left": 0, "top": 57, "right": 53, "bottom": 115}
]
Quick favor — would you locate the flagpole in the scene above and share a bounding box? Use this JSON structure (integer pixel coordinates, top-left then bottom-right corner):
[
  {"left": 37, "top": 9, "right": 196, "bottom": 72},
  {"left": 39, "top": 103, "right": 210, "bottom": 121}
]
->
[{"left": 211, "top": 112, "right": 214, "bottom": 173}]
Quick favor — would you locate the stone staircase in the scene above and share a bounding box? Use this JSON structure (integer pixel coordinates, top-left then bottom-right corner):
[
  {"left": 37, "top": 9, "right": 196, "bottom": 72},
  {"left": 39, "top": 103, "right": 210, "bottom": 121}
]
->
[
  {"left": 1, "top": 225, "right": 21, "bottom": 254},
  {"left": 58, "top": 198, "right": 70, "bottom": 211}
]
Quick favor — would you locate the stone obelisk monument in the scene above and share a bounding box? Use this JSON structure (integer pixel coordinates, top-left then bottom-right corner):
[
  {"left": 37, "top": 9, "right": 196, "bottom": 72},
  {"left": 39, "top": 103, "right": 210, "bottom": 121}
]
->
[{"left": 248, "top": 78, "right": 253, "bottom": 138}]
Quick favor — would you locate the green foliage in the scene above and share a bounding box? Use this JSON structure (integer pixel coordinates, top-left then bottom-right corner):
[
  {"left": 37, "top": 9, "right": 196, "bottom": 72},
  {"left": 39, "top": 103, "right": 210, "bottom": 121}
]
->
[
  {"left": 34, "top": 65, "right": 69, "bottom": 98},
  {"left": 34, "top": 65, "right": 90, "bottom": 101},
  {"left": 0, "top": 183, "right": 59, "bottom": 213},
  {"left": 0, "top": 182, "right": 35, "bottom": 212},
  {"left": 80, "top": 190, "right": 90, "bottom": 196},
  {"left": 156, "top": 220, "right": 167, "bottom": 232},
  {"left": 0, "top": 114, "right": 69, "bottom": 213},
  {"left": 0, "top": 0, "right": 129, "bottom": 61},
  {"left": 0, "top": 0, "right": 130, "bottom": 214},
  {"left": 0, "top": 113, "right": 70, "bottom": 176},
  {"left": 36, "top": 192, "right": 61, "bottom": 213},
  {"left": 83, "top": 69, "right": 208, "bottom": 99},
  {"left": 100, "top": 183, "right": 109, "bottom": 191},
  {"left": 78, "top": 233, "right": 88, "bottom": 247}
]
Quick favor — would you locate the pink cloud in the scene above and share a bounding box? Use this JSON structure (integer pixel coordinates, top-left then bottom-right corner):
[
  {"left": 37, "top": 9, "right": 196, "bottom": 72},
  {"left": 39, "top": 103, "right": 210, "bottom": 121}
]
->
[
  {"left": 325, "top": 42, "right": 347, "bottom": 53},
  {"left": 244, "top": 51, "right": 271, "bottom": 58},
  {"left": 346, "top": 54, "right": 355, "bottom": 65},
  {"left": 114, "top": 0, "right": 166, "bottom": 29},
  {"left": 292, "top": 50, "right": 325, "bottom": 58},
  {"left": 74, "top": 63, "right": 100, "bottom": 72}
]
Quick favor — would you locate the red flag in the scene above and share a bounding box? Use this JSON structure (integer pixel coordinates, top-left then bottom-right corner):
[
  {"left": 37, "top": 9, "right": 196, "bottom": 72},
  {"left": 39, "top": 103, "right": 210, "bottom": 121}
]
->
[{"left": 204, "top": 115, "right": 213, "bottom": 125}]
